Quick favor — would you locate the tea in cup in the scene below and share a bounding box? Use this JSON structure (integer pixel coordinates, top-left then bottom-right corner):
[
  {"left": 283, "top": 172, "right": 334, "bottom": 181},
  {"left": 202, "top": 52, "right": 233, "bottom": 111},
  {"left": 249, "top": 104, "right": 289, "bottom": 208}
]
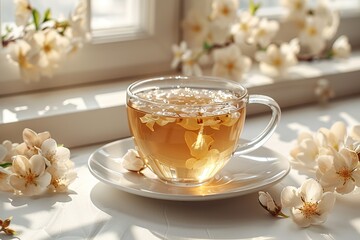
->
[{"left": 126, "top": 76, "right": 280, "bottom": 186}]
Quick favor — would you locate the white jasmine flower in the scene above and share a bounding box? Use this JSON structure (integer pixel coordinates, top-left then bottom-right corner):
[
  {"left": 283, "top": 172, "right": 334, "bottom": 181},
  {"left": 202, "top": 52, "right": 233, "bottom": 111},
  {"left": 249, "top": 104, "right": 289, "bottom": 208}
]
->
[
  {"left": 182, "top": 10, "right": 210, "bottom": 47},
  {"left": 255, "top": 42, "right": 298, "bottom": 77},
  {"left": 0, "top": 170, "right": 13, "bottom": 192},
  {"left": 69, "top": 0, "right": 88, "bottom": 40},
  {"left": 65, "top": 0, "right": 89, "bottom": 53},
  {"left": 313, "top": 0, "right": 339, "bottom": 40},
  {"left": 212, "top": 44, "right": 251, "bottom": 81},
  {"left": 317, "top": 148, "right": 360, "bottom": 194},
  {"left": 7, "top": 40, "right": 41, "bottom": 82},
  {"left": 14, "top": 0, "right": 32, "bottom": 26},
  {"left": 184, "top": 131, "right": 220, "bottom": 170},
  {"left": 47, "top": 159, "right": 77, "bottom": 192},
  {"left": 122, "top": 149, "right": 146, "bottom": 172},
  {"left": 0, "top": 163, "right": 13, "bottom": 192},
  {"left": 181, "top": 50, "right": 203, "bottom": 76},
  {"left": 211, "top": 0, "right": 238, "bottom": 27},
  {"left": 318, "top": 121, "right": 347, "bottom": 151},
  {"left": 9, "top": 155, "right": 51, "bottom": 196},
  {"left": 231, "top": 12, "right": 259, "bottom": 44},
  {"left": 258, "top": 191, "right": 287, "bottom": 217},
  {"left": 140, "top": 114, "right": 176, "bottom": 132},
  {"left": 281, "top": 178, "right": 336, "bottom": 228},
  {"left": 40, "top": 138, "right": 71, "bottom": 165},
  {"left": 315, "top": 79, "right": 335, "bottom": 103},
  {"left": 332, "top": 35, "right": 351, "bottom": 59},
  {"left": 250, "top": 18, "right": 279, "bottom": 48},
  {"left": 281, "top": 0, "right": 308, "bottom": 21},
  {"left": 0, "top": 141, "right": 19, "bottom": 163},
  {"left": 290, "top": 131, "right": 320, "bottom": 170},
  {"left": 206, "top": 22, "right": 230, "bottom": 46},
  {"left": 171, "top": 41, "right": 188, "bottom": 69},
  {"left": 16, "top": 128, "right": 51, "bottom": 158},
  {"left": 28, "top": 29, "right": 68, "bottom": 71},
  {"left": 299, "top": 16, "right": 326, "bottom": 55},
  {"left": 346, "top": 125, "right": 360, "bottom": 154}
]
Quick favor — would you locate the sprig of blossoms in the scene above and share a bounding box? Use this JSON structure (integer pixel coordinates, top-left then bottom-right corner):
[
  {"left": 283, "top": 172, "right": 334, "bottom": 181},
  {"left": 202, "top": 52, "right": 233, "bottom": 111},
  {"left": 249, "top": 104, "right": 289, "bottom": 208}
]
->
[
  {"left": 281, "top": 0, "right": 350, "bottom": 60},
  {"left": 0, "top": 216, "right": 16, "bottom": 236},
  {"left": 258, "top": 121, "right": 360, "bottom": 228},
  {"left": 172, "top": 0, "right": 351, "bottom": 80},
  {"left": 1, "top": 0, "right": 88, "bottom": 82},
  {"left": 0, "top": 128, "right": 77, "bottom": 196}
]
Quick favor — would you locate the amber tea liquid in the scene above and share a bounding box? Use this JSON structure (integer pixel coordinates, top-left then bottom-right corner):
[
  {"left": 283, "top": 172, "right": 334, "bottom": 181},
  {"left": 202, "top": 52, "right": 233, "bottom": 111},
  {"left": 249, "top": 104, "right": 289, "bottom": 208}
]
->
[{"left": 127, "top": 88, "right": 246, "bottom": 185}]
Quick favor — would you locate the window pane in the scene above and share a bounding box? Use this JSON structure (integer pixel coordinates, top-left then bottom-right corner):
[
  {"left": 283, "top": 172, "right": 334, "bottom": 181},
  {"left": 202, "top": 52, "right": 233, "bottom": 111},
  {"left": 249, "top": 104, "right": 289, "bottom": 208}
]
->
[
  {"left": 238, "top": 0, "right": 278, "bottom": 9},
  {"left": 91, "top": 0, "right": 140, "bottom": 30},
  {"left": 1, "top": 0, "right": 76, "bottom": 36}
]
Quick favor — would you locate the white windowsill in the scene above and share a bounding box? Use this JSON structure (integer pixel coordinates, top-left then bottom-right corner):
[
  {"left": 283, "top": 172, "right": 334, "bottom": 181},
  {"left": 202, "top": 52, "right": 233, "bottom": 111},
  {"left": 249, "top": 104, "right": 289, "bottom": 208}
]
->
[{"left": 1, "top": 51, "right": 360, "bottom": 148}]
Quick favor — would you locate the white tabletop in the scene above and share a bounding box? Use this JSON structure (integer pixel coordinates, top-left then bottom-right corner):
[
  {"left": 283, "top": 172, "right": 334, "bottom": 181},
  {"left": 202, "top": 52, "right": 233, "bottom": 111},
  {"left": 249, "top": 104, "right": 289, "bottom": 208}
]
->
[{"left": 2, "top": 95, "right": 360, "bottom": 240}]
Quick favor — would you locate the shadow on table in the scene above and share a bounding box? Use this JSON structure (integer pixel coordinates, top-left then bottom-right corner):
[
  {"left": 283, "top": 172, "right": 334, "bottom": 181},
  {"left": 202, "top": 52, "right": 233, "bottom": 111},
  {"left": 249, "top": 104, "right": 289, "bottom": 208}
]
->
[
  {"left": 0, "top": 191, "right": 76, "bottom": 231},
  {"left": 89, "top": 181, "right": 360, "bottom": 240}
]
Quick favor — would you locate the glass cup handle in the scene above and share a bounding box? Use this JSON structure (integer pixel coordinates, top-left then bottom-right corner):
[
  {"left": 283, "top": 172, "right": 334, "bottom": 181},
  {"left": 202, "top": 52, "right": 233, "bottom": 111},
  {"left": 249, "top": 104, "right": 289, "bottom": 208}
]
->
[{"left": 234, "top": 94, "right": 281, "bottom": 156}]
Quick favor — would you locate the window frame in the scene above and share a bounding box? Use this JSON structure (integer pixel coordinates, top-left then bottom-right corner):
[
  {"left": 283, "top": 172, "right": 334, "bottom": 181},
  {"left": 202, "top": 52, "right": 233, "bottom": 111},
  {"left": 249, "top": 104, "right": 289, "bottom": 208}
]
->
[{"left": 0, "top": 0, "right": 180, "bottom": 96}]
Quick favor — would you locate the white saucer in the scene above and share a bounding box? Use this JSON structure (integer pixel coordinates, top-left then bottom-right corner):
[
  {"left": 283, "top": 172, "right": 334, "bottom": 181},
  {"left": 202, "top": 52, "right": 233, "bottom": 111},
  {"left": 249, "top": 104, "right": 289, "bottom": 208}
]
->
[{"left": 88, "top": 138, "right": 290, "bottom": 201}]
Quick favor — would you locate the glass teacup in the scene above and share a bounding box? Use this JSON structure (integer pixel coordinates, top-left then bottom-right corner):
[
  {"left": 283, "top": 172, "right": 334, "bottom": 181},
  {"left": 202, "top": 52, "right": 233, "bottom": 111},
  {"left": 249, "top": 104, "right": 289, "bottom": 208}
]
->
[{"left": 126, "top": 76, "right": 281, "bottom": 186}]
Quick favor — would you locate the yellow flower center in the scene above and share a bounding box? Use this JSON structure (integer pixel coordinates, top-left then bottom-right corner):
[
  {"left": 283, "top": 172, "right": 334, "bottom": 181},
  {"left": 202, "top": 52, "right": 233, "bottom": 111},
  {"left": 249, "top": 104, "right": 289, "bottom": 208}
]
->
[
  {"left": 300, "top": 202, "right": 319, "bottom": 218},
  {"left": 272, "top": 57, "right": 283, "bottom": 67},
  {"left": 18, "top": 49, "right": 31, "bottom": 68},
  {"left": 221, "top": 6, "right": 230, "bottom": 16},
  {"left": 25, "top": 171, "right": 37, "bottom": 186},
  {"left": 240, "top": 23, "right": 248, "bottom": 32},
  {"left": 257, "top": 28, "right": 266, "bottom": 37},
  {"left": 226, "top": 62, "right": 235, "bottom": 71},
  {"left": 337, "top": 168, "right": 353, "bottom": 182},
  {"left": 295, "top": 1, "right": 304, "bottom": 10},
  {"left": 44, "top": 44, "right": 52, "bottom": 53},
  {"left": 191, "top": 24, "right": 202, "bottom": 33},
  {"left": 307, "top": 27, "right": 318, "bottom": 36}
]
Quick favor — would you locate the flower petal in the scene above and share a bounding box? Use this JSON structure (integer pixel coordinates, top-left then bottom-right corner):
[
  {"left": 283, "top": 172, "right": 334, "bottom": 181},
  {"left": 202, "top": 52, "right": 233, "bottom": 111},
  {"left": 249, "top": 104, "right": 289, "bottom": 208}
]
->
[
  {"left": 281, "top": 186, "right": 301, "bottom": 208},
  {"left": 317, "top": 192, "right": 336, "bottom": 214},
  {"left": 56, "top": 147, "right": 71, "bottom": 161},
  {"left": 300, "top": 178, "right": 323, "bottom": 202},
  {"left": 9, "top": 175, "right": 27, "bottom": 192},
  {"left": 12, "top": 155, "right": 30, "bottom": 176},
  {"left": 336, "top": 179, "right": 355, "bottom": 194},
  {"left": 29, "top": 155, "right": 46, "bottom": 176},
  {"left": 291, "top": 208, "right": 310, "bottom": 228},
  {"left": 353, "top": 170, "right": 360, "bottom": 187},
  {"left": 37, "top": 171, "right": 52, "bottom": 188},
  {"left": 41, "top": 138, "right": 57, "bottom": 157},
  {"left": 23, "top": 128, "right": 38, "bottom": 147}
]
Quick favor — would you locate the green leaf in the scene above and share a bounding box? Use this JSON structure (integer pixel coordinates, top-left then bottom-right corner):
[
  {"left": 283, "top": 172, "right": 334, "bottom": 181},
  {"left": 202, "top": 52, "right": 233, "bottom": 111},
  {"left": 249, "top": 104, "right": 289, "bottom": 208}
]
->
[
  {"left": 43, "top": 8, "right": 52, "bottom": 23},
  {"left": 0, "top": 162, "right": 12, "bottom": 168},
  {"left": 32, "top": 9, "right": 41, "bottom": 30},
  {"left": 249, "top": 0, "right": 261, "bottom": 16},
  {"left": 203, "top": 41, "right": 212, "bottom": 51}
]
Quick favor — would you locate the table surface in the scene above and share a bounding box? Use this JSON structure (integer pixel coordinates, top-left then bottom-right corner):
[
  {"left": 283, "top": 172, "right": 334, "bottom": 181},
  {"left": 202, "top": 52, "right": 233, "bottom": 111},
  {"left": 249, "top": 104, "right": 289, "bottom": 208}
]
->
[{"left": 1, "top": 95, "right": 360, "bottom": 240}]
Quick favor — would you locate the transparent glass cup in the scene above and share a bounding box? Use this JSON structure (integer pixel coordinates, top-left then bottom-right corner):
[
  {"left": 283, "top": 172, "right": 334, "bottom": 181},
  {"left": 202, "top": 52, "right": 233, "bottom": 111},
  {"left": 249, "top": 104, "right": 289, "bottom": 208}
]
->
[{"left": 126, "top": 76, "right": 281, "bottom": 186}]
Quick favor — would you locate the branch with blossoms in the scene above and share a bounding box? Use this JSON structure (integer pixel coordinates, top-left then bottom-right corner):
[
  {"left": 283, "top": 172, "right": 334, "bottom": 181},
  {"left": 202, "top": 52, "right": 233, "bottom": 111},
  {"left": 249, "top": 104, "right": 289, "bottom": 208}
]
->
[
  {"left": 0, "top": 128, "right": 77, "bottom": 196},
  {"left": 1, "top": 0, "right": 89, "bottom": 82},
  {"left": 258, "top": 121, "right": 360, "bottom": 228},
  {"left": 172, "top": 0, "right": 351, "bottom": 81},
  {"left": 0, "top": 216, "right": 16, "bottom": 236}
]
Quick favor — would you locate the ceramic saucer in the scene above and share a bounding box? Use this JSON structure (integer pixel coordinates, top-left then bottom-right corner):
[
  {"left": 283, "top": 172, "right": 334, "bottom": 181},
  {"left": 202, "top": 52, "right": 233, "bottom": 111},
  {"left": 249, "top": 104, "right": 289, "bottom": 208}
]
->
[{"left": 88, "top": 138, "right": 290, "bottom": 201}]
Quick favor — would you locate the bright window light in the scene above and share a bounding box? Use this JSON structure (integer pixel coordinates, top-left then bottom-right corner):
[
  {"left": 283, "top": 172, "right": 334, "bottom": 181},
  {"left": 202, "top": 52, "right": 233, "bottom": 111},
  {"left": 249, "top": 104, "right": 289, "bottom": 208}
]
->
[{"left": 91, "top": 0, "right": 140, "bottom": 30}]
